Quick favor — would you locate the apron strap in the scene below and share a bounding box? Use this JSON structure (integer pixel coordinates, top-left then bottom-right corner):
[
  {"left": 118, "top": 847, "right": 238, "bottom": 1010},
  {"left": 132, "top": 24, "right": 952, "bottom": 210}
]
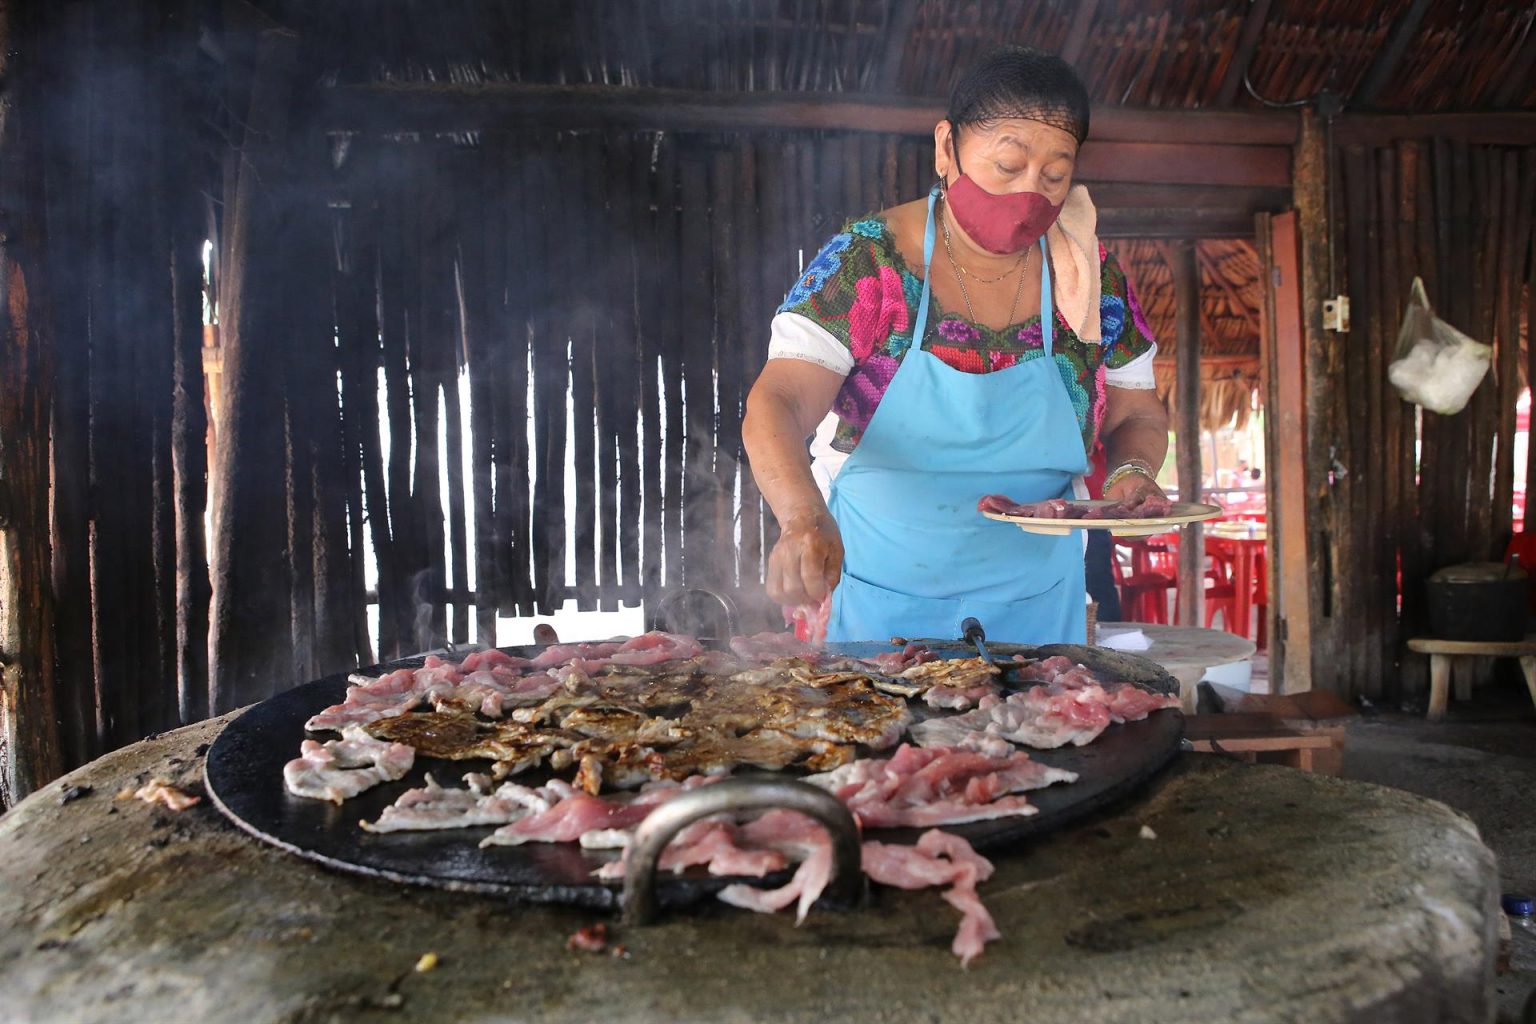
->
[
  {"left": 1039, "top": 237, "right": 1054, "bottom": 358},
  {"left": 913, "top": 185, "right": 939, "bottom": 350}
]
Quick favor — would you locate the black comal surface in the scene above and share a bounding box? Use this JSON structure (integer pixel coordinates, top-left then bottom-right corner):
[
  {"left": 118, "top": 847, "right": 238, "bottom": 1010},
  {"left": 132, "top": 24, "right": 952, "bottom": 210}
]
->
[{"left": 205, "top": 639, "right": 1182, "bottom": 911}]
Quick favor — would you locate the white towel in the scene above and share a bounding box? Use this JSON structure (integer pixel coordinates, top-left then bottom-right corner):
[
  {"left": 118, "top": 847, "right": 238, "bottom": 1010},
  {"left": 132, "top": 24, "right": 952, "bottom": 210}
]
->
[{"left": 1046, "top": 185, "right": 1102, "bottom": 344}]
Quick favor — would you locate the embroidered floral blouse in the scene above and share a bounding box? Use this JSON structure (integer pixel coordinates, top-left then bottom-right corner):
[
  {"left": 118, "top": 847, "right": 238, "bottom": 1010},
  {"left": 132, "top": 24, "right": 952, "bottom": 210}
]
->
[{"left": 769, "top": 216, "right": 1157, "bottom": 459}]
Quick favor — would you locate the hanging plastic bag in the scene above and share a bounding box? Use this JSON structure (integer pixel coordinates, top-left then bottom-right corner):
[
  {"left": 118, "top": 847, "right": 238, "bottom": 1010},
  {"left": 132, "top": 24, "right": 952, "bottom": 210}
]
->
[{"left": 1386, "top": 276, "right": 1491, "bottom": 415}]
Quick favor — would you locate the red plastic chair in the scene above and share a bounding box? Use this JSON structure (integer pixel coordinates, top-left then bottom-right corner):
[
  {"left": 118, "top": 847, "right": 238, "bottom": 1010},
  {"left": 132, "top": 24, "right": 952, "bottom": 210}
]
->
[
  {"left": 1204, "top": 537, "right": 1243, "bottom": 636},
  {"left": 1112, "top": 542, "right": 1175, "bottom": 624}
]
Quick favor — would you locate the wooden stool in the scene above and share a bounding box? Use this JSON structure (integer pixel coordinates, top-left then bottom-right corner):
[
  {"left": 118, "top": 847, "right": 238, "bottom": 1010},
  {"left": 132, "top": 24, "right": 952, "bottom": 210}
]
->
[{"left": 1406, "top": 634, "right": 1536, "bottom": 722}]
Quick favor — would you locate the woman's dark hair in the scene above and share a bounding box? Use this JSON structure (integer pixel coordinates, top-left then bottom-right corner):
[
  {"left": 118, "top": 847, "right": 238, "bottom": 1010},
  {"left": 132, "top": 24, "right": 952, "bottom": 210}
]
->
[{"left": 946, "top": 46, "right": 1091, "bottom": 144}]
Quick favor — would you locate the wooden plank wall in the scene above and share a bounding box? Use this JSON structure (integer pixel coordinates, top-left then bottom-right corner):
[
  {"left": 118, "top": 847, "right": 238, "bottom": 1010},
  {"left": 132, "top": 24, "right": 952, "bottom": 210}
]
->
[
  {"left": 1327, "top": 140, "right": 1536, "bottom": 700},
  {"left": 338, "top": 131, "right": 937, "bottom": 660}
]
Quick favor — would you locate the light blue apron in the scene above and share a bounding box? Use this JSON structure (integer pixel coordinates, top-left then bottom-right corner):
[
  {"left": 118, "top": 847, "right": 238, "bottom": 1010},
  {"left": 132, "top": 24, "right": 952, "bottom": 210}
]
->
[{"left": 825, "top": 186, "right": 1089, "bottom": 644}]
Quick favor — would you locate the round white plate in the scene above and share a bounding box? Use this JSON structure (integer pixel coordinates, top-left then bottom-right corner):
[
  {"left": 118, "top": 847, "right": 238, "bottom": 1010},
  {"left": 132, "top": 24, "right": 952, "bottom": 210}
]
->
[{"left": 980, "top": 500, "right": 1224, "bottom": 537}]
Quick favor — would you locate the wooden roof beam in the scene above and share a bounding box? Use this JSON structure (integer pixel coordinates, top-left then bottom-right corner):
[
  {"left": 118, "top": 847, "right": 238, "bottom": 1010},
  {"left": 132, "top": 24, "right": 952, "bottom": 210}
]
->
[
  {"left": 1214, "top": 0, "right": 1275, "bottom": 107},
  {"left": 1332, "top": 111, "right": 1536, "bottom": 145},
  {"left": 1351, "top": 0, "right": 1432, "bottom": 109},
  {"left": 319, "top": 82, "right": 1301, "bottom": 145}
]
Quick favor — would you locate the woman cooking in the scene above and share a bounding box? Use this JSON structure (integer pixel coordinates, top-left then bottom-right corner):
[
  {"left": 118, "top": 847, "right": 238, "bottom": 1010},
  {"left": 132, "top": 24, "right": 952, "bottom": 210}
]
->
[{"left": 743, "top": 46, "right": 1170, "bottom": 645}]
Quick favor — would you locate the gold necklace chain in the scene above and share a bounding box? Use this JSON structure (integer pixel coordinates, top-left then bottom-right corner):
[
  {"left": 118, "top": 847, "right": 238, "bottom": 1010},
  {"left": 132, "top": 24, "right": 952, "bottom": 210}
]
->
[{"left": 938, "top": 200, "right": 1031, "bottom": 328}]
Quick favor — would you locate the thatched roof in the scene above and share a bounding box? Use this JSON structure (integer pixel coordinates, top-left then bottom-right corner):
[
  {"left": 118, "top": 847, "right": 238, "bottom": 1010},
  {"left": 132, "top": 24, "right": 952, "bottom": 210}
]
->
[
  {"left": 266, "top": 0, "right": 1536, "bottom": 112},
  {"left": 1109, "top": 238, "right": 1264, "bottom": 431}
]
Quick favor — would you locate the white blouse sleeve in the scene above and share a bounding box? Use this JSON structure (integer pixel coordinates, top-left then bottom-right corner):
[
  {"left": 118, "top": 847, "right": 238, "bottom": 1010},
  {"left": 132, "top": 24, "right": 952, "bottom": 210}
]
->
[
  {"left": 766, "top": 312, "right": 855, "bottom": 376},
  {"left": 1104, "top": 341, "right": 1158, "bottom": 390}
]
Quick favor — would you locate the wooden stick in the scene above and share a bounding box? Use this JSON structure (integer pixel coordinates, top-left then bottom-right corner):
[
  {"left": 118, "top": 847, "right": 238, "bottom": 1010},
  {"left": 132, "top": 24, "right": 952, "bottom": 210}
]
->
[{"left": 1168, "top": 239, "right": 1204, "bottom": 628}]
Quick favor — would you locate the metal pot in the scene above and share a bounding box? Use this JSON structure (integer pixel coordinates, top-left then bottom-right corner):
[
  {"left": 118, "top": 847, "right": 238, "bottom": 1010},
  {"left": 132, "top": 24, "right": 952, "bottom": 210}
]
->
[{"left": 1426, "top": 562, "right": 1528, "bottom": 642}]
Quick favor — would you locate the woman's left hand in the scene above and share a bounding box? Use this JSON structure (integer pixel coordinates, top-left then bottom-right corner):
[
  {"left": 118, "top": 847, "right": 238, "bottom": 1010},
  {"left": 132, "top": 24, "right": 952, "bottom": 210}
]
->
[{"left": 1105, "top": 471, "right": 1168, "bottom": 510}]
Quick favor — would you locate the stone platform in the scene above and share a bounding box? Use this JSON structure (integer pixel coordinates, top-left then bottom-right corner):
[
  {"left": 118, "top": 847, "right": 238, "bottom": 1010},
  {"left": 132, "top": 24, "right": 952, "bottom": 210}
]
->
[{"left": 0, "top": 713, "right": 1501, "bottom": 1023}]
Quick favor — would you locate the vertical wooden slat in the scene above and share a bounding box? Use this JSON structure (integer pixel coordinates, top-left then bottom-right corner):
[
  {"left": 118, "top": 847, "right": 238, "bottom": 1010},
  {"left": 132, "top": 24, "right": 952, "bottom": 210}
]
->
[
  {"left": 656, "top": 140, "right": 686, "bottom": 594},
  {"left": 531, "top": 136, "right": 570, "bottom": 616},
  {"left": 736, "top": 139, "right": 766, "bottom": 599},
  {"left": 377, "top": 150, "right": 416, "bottom": 657},
  {"left": 1374, "top": 144, "right": 1404, "bottom": 696},
  {"left": 568, "top": 136, "right": 600, "bottom": 611},
  {"left": 209, "top": 26, "right": 300, "bottom": 710},
  {"left": 492, "top": 134, "right": 534, "bottom": 617},
  {"left": 453, "top": 148, "right": 499, "bottom": 646},
  {"left": 593, "top": 136, "right": 626, "bottom": 611},
  {"left": 340, "top": 189, "right": 399, "bottom": 660},
  {"left": 679, "top": 153, "right": 713, "bottom": 587},
  {"left": 44, "top": 2, "right": 98, "bottom": 767},
  {"left": 1169, "top": 240, "right": 1203, "bottom": 629},
  {"left": 1394, "top": 141, "right": 1428, "bottom": 694},
  {"left": 1490, "top": 150, "right": 1526, "bottom": 550},
  {"left": 709, "top": 148, "right": 741, "bottom": 593},
  {"left": 1525, "top": 149, "right": 1536, "bottom": 535},
  {"left": 333, "top": 190, "right": 383, "bottom": 666},
  {"left": 404, "top": 151, "right": 443, "bottom": 648},
  {"left": 0, "top": 0, "right": 66, "bottom": 800},
  {"left": 609, "top": 133, "right": 641, "bottom": 608},
  {"left": 634, "top": 134, "right": 666, "bottom": 605}
]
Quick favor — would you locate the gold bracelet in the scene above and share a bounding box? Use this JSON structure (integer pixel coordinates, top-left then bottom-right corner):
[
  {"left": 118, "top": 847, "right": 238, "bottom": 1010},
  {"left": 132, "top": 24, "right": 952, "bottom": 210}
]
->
[{"left": 1103, "top": 461, "right": 1155, "bottom": 493}]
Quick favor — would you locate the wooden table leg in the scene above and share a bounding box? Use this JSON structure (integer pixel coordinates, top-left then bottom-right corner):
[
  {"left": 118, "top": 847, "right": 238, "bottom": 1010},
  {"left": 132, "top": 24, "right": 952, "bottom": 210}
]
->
[
  {"left": 1453, "top": 657, "right": 1474, "bottom": 703},
  {"left": 1520, "top": 655, "right": 1536, "bottom": 715},
  {"left": 1428, "top": 653, "right": 1451, "bottom": 721}
]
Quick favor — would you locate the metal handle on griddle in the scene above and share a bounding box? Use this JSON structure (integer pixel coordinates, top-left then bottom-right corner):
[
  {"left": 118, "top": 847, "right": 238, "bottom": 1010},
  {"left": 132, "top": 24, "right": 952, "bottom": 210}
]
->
[
  {"left": 620, "top": 776, "right": 866, "bottom": 927},
  {"left": 960, "top": 616, "right": 997, "bottom": 667}
]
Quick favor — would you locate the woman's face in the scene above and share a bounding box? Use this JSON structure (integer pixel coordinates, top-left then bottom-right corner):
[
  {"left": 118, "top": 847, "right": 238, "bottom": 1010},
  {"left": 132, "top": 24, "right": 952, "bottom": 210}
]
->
[{"left": 934, "top": 116, "right": 1079, "bottom": 207}]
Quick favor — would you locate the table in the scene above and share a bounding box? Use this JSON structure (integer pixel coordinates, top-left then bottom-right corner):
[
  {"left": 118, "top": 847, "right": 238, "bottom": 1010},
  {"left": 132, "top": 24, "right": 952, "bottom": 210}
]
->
[
  {"left": 1097, "top": 621, "right": 1257, "bottom": 713},
  {"left": 1206, "top": 522, "right": 1267, "bottom": 642},
  {"left": 1406, "top": 633, "right": 1536, "bottom": 721},
  {"left": 0, "top": 714, "right": 1500, "bottom": 1023}
]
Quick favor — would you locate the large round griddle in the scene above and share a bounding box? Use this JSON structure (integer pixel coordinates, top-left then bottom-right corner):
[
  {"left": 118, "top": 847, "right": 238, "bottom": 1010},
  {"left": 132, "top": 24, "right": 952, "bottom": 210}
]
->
[{"left": 206, "top": 638, "right": 1182, "bottom": 911}]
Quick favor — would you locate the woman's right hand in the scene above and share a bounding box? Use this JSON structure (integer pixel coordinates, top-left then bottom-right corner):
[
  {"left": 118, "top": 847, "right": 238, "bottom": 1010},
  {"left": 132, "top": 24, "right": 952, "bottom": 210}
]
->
[{"left": 766, "top": 509, "right": 844, "bottom": 607}]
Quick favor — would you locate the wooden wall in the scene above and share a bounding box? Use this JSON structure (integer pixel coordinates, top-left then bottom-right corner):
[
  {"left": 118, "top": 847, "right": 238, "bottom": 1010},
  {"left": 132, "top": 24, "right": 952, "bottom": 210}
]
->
[{"left": 1310, "top": 137, "right": 1535, "bottom": 699}]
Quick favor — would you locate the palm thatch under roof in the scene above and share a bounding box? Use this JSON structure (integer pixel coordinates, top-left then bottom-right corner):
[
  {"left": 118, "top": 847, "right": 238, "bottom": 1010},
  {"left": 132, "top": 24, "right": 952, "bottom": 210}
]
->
[
  {"left": 1109, "top": 238, "right": 1264, "bottom": 431},
  {"left": 270, "top": 0, "right": 1536, "bottom": 112}
]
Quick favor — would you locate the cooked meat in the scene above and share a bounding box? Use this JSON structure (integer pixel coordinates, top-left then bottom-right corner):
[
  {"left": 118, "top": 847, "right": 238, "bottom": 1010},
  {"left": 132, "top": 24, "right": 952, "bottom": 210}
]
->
[
  {"left": 363, "top": 712, "right": 572, "bottom": 778},
  {"left": 132, "top": 777, "right": 202, "bottom": 811},
  {"left": 897, "top": 657, "right": 1003, "bottom": 710}
]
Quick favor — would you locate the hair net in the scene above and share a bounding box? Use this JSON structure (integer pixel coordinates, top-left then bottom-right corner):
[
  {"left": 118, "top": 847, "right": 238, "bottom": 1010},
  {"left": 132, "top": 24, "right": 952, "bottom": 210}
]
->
[{"left": 946, "top": 46, "right": 1091, "bottom": 144}]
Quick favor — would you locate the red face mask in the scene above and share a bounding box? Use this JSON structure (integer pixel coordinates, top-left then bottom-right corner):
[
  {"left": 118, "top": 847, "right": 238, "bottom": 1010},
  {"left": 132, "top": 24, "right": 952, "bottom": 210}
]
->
[{"left": 944, "top": 172, "right": 1063, "bottom": 255}]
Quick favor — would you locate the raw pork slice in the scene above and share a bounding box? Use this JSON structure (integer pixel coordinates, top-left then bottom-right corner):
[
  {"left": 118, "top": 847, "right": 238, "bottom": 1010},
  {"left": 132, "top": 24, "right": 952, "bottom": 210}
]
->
[
  {"left": 729, "top": 631, "right": 818, "bottom": 663},
  {"left": 805, "top": 744, "right": 1076, "bottom": 828},
  {"left": 862, "top": 831, "right": 1000, "bottom": 966},
  {"left": 912, "top": 659, "right": 1178, "bottom": 752},
  {"left": 361, "top": 774, "right": 556, "bottom": 833},
  {"left": 283, "top": 725, "right": 415, "bottom": 804},
  {"left": 478, "top": 778, "right": 704, "bottom": 848},
  {"left": 977, "top": 494, "right": 1175, "bottom": 520}
]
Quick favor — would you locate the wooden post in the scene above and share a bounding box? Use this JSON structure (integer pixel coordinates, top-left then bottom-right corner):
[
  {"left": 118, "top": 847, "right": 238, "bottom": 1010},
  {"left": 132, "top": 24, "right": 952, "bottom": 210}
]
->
[
  {"left": 209, "top": 27, "right": 301, "bottom": 709},
  {"left": 0, "top": 1, "right": 65, "bottom": 802},
  {"left": 1260, "top": 214, "right": 1313, "bottom": 693},
  {"left": 1294, "top": 108, "right": 1338, "bottom": 694},
  {"left": 1169, "top": 240, "right": 1204, "bottom": 628}
]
